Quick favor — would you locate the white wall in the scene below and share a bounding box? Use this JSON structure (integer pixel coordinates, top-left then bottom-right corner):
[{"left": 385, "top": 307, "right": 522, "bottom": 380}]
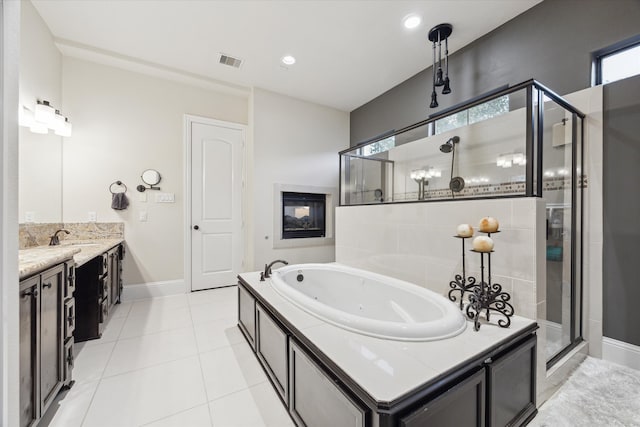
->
[
  {"left": 19, "top": 0, "right": 62, "bottom": 223},
  {"left": 61, "top": 57, "right": 248, "bottom": 286},
  {"left": 250, "top": 88, "right": 349, "bottom": 270},
  {"left": 2, "top": 1, "right": 21, "bottom": 425}
]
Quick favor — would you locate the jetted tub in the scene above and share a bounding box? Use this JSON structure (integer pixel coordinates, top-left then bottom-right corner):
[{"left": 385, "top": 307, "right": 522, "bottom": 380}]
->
[{"left": 270, "top": 263, "right": 466, "bottom": 341}]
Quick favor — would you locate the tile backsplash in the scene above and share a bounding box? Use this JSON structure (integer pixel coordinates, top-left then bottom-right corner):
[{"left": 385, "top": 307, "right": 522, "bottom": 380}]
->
[
  {"left": 19, "top": 222, "right": 124, "bottom": 249},
  {"left": 335, "top": 198, "right": 545, "bottom": 320}
]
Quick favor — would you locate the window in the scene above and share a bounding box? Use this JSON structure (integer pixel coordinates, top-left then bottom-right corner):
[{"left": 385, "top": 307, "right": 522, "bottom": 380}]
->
[
  {"left": 435, "top": 95, "right": 509, "bottom": 134},
  {"left": 361, "top": 136, "right": 395, "bottom": 157},
  {"left": 595, "top": 36, "right": 640, "bottom": 85}
]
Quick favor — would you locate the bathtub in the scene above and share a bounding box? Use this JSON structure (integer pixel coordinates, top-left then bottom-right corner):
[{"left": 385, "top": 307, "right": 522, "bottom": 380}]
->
[{"left": 270, "top": 263, "right": 466, "bottom": 341}]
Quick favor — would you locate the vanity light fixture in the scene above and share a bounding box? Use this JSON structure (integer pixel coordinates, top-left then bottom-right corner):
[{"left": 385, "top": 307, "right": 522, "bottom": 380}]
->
[
  {"left": 403, "top": 14, "right": 421, "bottom": 29},
  {"left": 34, "top": 100, "right": 55, "bottom": 124},
  {"left": 20, "top": 100, "right": 72, "bottom": 136},
  {"left": 282, "top": 55, "right": 296, "bottom": 65},
  {"left": 428, "top": 23, "right": 453, "bottom": 108}
]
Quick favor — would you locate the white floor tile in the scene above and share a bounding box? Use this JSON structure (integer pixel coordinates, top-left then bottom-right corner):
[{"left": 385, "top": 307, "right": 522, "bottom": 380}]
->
[
  {"left": 82, "top": 356, "right": 208, "bottom": 427},
  {"left": 103, "top": 327, "right": 198, "bottom": 377},
  {"left": 200, "top": 343, "right": 267, "bottom": 401},
  {"left": 141, "top": 404, "right": 212, "bottom": 427},
  {"left": 72, "top": 341, "right": 115, "bottom": 384},
  {"left": 119, "top": 305, "right": 193, "bottom": 339},
  {"left": 188, "top": 286, "right": 237, "bottom": 307},
  {"left": 193, "top": 316, "right": 244, "bottom": 354},
  {"left": 190, "top": 300, "right": 237, "bottom": 325},
  {"left": 128, "top": 294, "right": 189, "bottom": 317},
  {"left": 110, "top": 301, "right": 133, "bottom": 319},
  {"left": 38, "top": 380, "right": 99, "bottom": 427},
  {"left": 209, "top": 383, "right": 294, "bottom": 427}
]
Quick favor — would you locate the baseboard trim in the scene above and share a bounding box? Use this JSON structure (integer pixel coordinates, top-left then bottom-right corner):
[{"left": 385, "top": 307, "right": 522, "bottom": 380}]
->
[
  {"left": 602, "top": 337, "right": 640, "bottom": 371},
  {"left": 121, "top": 279, "right": 186, "bottom": 301}
]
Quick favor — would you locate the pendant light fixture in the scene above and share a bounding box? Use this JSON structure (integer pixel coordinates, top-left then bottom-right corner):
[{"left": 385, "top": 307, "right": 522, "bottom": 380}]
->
[{"left": 428, "top": 23, "right": 453, "bottom": 108}]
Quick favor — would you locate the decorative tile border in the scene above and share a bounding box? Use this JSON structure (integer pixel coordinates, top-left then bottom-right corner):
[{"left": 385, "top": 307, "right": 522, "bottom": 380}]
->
[{"left": 390, "top": 175, "right": 588, "bottom": 202}]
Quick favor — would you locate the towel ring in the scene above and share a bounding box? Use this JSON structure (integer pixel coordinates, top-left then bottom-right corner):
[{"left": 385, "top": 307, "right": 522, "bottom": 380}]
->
[{"left": 110, "top": 181, "right": 127, "bottom": 194}]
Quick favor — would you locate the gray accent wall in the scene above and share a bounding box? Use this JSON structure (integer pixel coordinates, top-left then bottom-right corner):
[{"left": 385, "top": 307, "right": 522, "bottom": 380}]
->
[
  {"left": 350, "top": 0, "right": 640, "bottom": 145},
  {"left": 603, "top": 74, "right": 640, "bottom": 347}
]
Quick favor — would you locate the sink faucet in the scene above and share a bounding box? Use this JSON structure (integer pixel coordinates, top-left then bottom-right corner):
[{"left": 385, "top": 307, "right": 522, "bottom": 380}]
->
[
  {"left": 49, "top": 229, "right": 70, "bottom": 246},
  {"left": 260, "top": 259, "right": 288, "bottom": 281}
]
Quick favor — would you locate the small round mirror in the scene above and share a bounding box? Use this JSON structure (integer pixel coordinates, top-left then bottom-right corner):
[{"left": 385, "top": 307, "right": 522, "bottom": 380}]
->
[{"left": 141, "top": 169, "right": 161, "bottom": 186}]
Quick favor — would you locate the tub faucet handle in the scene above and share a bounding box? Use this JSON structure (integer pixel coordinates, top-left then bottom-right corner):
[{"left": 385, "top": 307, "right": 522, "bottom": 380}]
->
[{"left": 264, "top": 259, "right": 288, "bottom": 279}]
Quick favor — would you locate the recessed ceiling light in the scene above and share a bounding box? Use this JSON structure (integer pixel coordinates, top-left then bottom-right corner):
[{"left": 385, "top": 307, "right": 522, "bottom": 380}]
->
[
  {"left": 282, "top": 55, "right": 296, "bottom": 65},
  {"left": 403, "top": 14, "right": 421, "bottom": 29}
]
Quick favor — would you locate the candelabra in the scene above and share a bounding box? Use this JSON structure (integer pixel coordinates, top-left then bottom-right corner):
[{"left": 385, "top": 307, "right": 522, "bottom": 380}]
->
[{"left": 451, "top": 231, "right": 514, "bottom": 331}]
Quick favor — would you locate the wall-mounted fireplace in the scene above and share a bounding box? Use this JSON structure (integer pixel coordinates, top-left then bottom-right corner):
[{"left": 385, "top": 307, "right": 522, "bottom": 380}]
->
[{"left": 282, "top": 192, "right": 326, "bottom": 239}]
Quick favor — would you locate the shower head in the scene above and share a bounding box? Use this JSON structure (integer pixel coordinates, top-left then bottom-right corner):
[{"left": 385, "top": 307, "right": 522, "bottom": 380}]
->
[{"left": 439, "top": 136, "right": 460, "bottom": 153}]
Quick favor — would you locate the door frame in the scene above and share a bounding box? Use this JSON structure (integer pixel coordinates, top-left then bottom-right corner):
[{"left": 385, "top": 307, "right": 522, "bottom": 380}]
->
[{"left": 183, "top": 114, "right": 247, "bottom": 292}]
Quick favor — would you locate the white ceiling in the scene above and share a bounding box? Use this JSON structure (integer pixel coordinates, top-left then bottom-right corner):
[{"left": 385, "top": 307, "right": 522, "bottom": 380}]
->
[{"left": 32, "top": 0, "right": 542, "bottom": 112}]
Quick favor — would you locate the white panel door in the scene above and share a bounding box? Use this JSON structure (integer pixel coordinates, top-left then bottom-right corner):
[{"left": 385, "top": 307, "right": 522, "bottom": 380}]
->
[{"left": 191, "top": 121, "right": 244, "bottom": 291}]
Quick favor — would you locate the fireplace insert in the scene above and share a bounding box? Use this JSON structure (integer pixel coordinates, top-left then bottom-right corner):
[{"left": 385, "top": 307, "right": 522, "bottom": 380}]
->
[{"left": 282, "top": 192, "right": 326, "bottom": 239}]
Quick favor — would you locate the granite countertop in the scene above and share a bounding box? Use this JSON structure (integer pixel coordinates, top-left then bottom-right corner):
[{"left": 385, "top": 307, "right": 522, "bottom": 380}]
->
[{"left": 19, "top": 238, "right": 124, "bottom": 279}]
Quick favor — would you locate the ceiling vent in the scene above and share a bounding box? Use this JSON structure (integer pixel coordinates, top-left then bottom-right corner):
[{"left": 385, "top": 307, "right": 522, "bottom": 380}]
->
[{"left": 218, "top": 53, "right": 243, "bottom": 69}]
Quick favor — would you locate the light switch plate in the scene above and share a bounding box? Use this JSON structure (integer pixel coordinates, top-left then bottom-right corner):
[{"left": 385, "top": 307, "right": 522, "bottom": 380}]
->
[
  {"left": 25, "top": 211, "right": 35, "bottom": 223},
  {"left": 88, "top": 211, "right": 97, "bottom": 222},
  {"left": 139, "top": 211, "right": 148, "bottom": 222},
  {"left": 155, "top": 192, "right": 175, "bottom": 203}
]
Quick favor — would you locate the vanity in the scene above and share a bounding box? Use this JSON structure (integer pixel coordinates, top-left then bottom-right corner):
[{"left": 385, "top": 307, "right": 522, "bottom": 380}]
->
[
  {"left": 18, "top": 227, "right": 125, "bottom": 427},
  {"left": 238, "top": 270, "right": 538, "bottom": 427}
]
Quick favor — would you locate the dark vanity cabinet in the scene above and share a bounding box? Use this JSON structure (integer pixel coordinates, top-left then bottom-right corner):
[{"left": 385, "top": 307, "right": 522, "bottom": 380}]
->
[
  {"left": 75, "top": 244, "right": 123, "bottom": 342},
  {"left": 20, "top": 261, "right": 74, "bottom": 427},
  {"left": 108, "top": 245, "right": 124, "bottom": 306}
]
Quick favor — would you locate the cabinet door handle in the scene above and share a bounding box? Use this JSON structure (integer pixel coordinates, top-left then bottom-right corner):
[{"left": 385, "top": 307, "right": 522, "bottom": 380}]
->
[
  {"left": 43, "top": 282, "right": 52, "bottom": 289},
  {"left": 193, "top": 225, "right": 199, "bottom": 230},
  {"left": 22, "top": 289, "right": 38, "bottom": 298}
]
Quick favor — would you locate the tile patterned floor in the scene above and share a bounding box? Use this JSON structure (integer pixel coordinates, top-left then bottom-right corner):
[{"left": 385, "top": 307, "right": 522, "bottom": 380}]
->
[{"left": 40, "top": 286, "right": 295, "bottom": 427}]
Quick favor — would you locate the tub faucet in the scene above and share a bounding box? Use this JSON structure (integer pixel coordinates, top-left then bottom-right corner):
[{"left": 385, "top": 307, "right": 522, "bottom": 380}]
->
[
  {"left": 49, "top": 229, "right": 70, "bottom": 246},
  {"left": 261, "top": 259, "right": 289, "bottom": 281}
]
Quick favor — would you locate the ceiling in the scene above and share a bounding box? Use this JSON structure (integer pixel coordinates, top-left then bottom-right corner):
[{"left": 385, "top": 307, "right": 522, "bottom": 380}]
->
[{"left": 32, "top": 0, "right": 542, "bottom": 112}]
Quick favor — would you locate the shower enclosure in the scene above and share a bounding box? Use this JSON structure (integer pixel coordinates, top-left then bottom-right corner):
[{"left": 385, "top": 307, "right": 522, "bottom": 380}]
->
[{"left": 339, "top": 79, "right": 585, "bottom": 367}]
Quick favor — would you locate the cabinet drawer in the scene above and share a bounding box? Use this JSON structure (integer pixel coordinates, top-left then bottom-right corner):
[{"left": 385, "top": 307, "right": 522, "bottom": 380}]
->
[
  {"left": 99, "top": 253, "right": 109, "bottom": 275},
  {"left": 289, "top": 340, "right": 366, "bottom": 427},
  {"left": 64, "top": 298, "right": 76, "bottom": 340},
  {"left": 65, "top": 263, "right": 76, "bottom": 299},
  {"left": 99, "top": 298, "right": 109, "bottom": 326},
  {"left": 99, "top": 276, "right": 109, "bottom": 300},
  {"left": 256, "top": 304, "right": 288, "bottom": 404},
  {"left": 238, "top": 285, "right": 256, "bottom": 350},
  {"left": 63, "top": 338, "right": 74, "bottom": 385}
]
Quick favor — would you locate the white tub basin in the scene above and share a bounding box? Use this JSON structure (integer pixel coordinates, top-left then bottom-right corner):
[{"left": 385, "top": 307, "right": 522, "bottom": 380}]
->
[{"left": 270, "top": 263, "right": 466, "bottom": 341}]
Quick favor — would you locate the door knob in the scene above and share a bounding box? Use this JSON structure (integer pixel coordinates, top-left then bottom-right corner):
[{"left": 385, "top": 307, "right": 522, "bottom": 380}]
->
[{"left": 193, "top": 225, "right": 199, "bottom": 230}]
